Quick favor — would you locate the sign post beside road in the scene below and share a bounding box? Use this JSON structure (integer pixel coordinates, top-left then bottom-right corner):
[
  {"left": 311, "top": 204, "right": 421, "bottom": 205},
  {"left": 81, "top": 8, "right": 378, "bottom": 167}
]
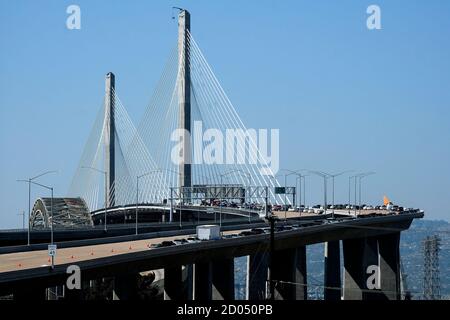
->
[{"left": 48, "top": 244, "right": 57, "bottom": 269}]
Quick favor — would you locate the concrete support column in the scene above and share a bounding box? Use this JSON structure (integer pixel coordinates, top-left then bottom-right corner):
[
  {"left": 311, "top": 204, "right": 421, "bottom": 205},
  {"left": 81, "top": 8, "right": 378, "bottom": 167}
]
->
[
  {"left": 362, "top": 237, "right": 382, "bottom": 300},
  {"left": 295, "top": 246, "right": 308, "bottom": 300},
  {"left": 343, "top": 238, "right": 366, "bottom": 300},
  {"left": 194, "top": 262, "right": 212, "bottom": 300},
  {"left": 246, "top": 252, "right": 268, "bottom": 300},
  {"left": 113, "top": 273, "right": 139, "bottom": 300},
  {"left": 184, "top": 265, "right": 194, "bottom": 300},
  {"left": 324, "top": 241, "right": 341, "bottom": 300},
  {"left": 105, "top": 72, "right": 115, "bottom": 207},
  {"left": 164, "top": 266, "right": 183, "bottom": 300},
  {"left": 265, "top": 246, "right": 307, "bottom": 300},
  {"left": 177, "top": 9, "right": 191, "bottom": 191},
  {"left": 378, "top": 232, "right": 401, "bottom": 300},
  {"left": 164, "top": 265, "right": 192, "bottom": 300},
  {"left": 212, "top": 258, "right": 235, "bottom": 300},
  {"left": 270, "top": 248, "right": 297, "bottom": 300}
]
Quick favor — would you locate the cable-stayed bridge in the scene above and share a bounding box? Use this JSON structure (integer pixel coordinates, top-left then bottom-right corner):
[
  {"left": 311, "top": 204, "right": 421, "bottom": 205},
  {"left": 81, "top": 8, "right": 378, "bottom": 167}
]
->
[
  {"left": 50, "top": 10, "right": 284, "bottom": 228},
  {"left": 0, "top": 10, "right": 425, "bottom": 301}
]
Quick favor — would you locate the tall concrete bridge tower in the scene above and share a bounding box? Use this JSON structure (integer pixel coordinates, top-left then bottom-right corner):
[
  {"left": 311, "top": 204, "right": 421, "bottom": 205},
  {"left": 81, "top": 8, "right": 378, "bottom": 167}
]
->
[
  {"left": 105, "top": 72, "right": 115, "bottom": 207},
  {"left": 177, "top": 9, "right": 192, "bottom": 192}
]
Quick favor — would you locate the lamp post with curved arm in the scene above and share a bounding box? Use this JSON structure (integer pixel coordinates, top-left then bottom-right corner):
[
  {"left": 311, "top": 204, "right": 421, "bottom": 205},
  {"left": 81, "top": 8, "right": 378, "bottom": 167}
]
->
[
  {"left": 136, "top": 169, "right": 164, "bottom": 235},
  {"left": 309, "top": 170, "right": 329, "bottom": 216},
  {"left": 348, "top": 175, "right": 358, "bottom": 214},
  {"left": 295, "top": 174, "right": 309, "bottom": 215},
  {"left": 154, "top": 168, "right": 183, "bottom": 226},
  {"left": 17, "top": 180, "right": 54, "bottom": 246},
  {"left": 358, "top": 172, "right": 376, "bottom": 214},
  {"left": 281, "top": 169, "right": 304, "bottom": 219},
  {"left": 17, "top": 170, "right": 57, "bottom": 246},
  {"left": 324, "top": 170, "right": 354, "bottom": 217}
]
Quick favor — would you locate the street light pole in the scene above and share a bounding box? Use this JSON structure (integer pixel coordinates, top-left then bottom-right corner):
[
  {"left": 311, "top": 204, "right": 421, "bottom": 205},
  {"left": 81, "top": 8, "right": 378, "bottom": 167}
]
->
[
  {"left": 302, "top": 175, "right": 306, "bottom": 209},
  {"left": 309, "top": 171, "right": 329, "bottom": 216},
  {"left": 103, "top": 171, "right": 107, "bottom": 232},
  {"left": 358, "top": 172, "right": 376, "bottom": 214},
  {"left": 282, "top": 169, "right": 308, "bottom": 219},
  {"left": 354, "top": 175, "right": 357, "bottom": 216},
  {"left": 326, "top": 170, "right": 353, "bottom": 217},
  {"left": 348, "top": 176, "right": 354, "bottom": 214},
  {"left": 19, "top": 180, "right": 54, "bottom": 244},
  {"left": 136, "top": 176, "right": 139, "bottom": 235},
  {"left": 50, "top": 187, "right": 54, "bottom": 244},
  {"left": 296, "top": 176, "right": 301, "bottom": 214},
  {"left": 28, "top": 179, "right": 31, "bottom": 242},
  {"left": 17, "top": 170, "right": 57, "bottom": 246}
]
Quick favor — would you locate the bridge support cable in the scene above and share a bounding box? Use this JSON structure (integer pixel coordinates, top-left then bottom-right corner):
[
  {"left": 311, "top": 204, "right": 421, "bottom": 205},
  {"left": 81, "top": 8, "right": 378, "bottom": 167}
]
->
[
  {"left": 68, "top": 22, "right": 288, "bottom": 212},
  {"left": 186, "top": 34, "right": 265, "bottom": 192},
  {"left": 186, "top": 31, "right": 284, "bottom": 203},
  {"left": 68, "top": 99, "right": 107, "bottom": 211}
]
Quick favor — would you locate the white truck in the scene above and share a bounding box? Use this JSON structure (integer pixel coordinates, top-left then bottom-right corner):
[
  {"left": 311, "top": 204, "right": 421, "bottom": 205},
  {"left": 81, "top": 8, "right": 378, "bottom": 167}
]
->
[{"left": 196, "top": 225, "right": 221, "bottom": 240}]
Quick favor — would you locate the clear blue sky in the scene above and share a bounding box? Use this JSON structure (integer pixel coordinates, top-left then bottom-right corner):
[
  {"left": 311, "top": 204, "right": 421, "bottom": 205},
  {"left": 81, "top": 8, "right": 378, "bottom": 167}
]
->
[{"left": 1, "top": 0, "right": 449, "bottom": 228}]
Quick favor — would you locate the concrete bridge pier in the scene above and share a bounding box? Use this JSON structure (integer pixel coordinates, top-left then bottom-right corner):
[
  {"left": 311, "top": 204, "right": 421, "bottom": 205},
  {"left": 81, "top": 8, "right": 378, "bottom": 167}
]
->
[
  {"left": 324, "top": 241, "right": 341, "bottom": 300},
  {"left": 164, "top": 266, "right": 183, "bottom": 300},
  {"left": 113, "top": 273, "right": 139, "bottom": 300},
  {"left": 193, "top": 262, "right": 212, "bottom": 300},
  {"left": 343, "top": 238, "right": 366, "bottom": 300},
  {"left": 362, "top": 237, "right": 382, "bottom": 300},
  {"left": 212, "top": 258, "right": 235, "bottom": 300},
  {"left": 378, "top": 232, "right": 401, "bottom": 300},
  {"left": 164, "top": 265, "right": 192, "bottom": 300},
  {"left": 246, "top": 251, "right": 268, "bottom": 300},
  {"left": 270, "top": 247, "right": 307, "bottom": 300},
  {"left": 342, "top": 233, "right": 401, "bottom": 300},
  {"left": 295, "top": 246, "right": 308, "bottom": 300}
]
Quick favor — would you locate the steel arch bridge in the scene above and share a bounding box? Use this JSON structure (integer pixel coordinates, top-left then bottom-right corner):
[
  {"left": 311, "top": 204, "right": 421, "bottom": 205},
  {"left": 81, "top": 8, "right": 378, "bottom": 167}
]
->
[{"left": 30, "top": 197, "right": 93, "bottom": 230}]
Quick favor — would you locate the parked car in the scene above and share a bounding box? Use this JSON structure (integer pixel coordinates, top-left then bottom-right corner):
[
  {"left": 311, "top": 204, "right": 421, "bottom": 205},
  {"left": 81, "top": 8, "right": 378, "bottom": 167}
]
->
[
  {"left": 174, "top": 238, "right": 188, "bottom": 244},
  {"left": 152, "top": 240, "right": 176, "bottom": 248},
  {"left": 272, "top": 205, "right": 282, "bottom": 211},
  {"left": 186, "top": 237, "right": 200, "bottom": 243},
  {"left": 239, "top": 230, "right": 257, "bottom": 236},
  {"left": 250, "top": 228, "right": 266, "bottom": 234},
  {"left": 222, "top": 234, "right": 239, "bottom": 239}
]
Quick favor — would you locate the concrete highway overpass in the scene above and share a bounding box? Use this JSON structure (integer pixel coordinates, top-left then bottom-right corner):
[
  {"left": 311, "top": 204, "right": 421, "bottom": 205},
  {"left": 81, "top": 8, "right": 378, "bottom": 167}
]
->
[{"left": 0, "top": 210, "right": 423, "bottom": 300}]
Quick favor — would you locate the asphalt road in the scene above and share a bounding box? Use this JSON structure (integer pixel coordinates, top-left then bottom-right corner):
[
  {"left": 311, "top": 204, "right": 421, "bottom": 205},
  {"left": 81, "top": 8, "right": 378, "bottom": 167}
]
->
[{"left": 0, "top": 229, "right": 244, "bottom": 274}]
